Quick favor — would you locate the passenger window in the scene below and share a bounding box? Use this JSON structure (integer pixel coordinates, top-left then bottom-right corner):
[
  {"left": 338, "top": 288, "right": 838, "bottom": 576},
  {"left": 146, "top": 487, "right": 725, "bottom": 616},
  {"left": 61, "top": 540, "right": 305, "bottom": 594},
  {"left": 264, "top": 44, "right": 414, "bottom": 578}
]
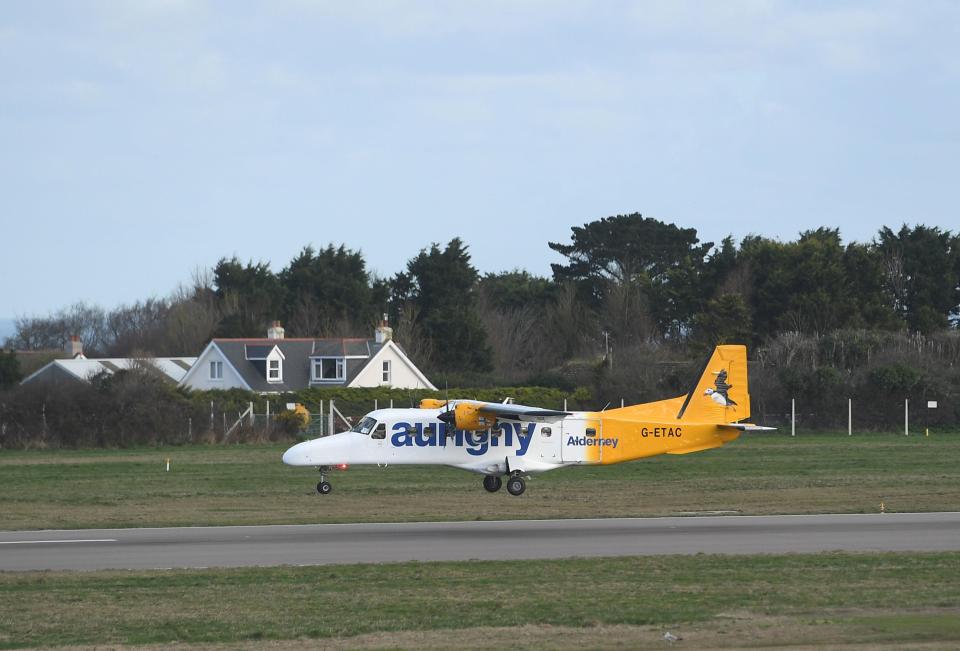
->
[
  {"left": 586, "top": 427, "right": 597, "bottom": 437},
  {"left": 542, "top": 427, "right": 552, "bottom": 438},
  {"left": 372, "top": 424, "right": 386, "bottom": 440}
]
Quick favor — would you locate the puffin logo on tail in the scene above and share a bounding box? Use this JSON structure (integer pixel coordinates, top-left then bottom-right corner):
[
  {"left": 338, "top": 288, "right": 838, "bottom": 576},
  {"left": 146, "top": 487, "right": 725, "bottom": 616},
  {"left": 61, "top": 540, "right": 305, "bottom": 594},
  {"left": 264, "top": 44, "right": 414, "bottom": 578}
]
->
[{"left": 704, "top": 369, "right": 737, "bottom": 407}]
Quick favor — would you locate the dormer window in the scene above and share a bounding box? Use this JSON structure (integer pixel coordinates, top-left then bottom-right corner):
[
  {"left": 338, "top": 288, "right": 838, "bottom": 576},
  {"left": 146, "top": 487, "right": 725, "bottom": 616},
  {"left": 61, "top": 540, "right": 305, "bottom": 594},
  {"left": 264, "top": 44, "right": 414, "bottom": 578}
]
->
[
  {"left": 244, "top": 344, "right": 285, "bottom": 384},
  {"left": 209, "top": 360, "right": 223, "bottom": 380},
  {"left": 313, "top": 357, "right": 345, "bottom": 383},
  {"left": 267, "top": 357, "right": 282, "bottom": 383}
]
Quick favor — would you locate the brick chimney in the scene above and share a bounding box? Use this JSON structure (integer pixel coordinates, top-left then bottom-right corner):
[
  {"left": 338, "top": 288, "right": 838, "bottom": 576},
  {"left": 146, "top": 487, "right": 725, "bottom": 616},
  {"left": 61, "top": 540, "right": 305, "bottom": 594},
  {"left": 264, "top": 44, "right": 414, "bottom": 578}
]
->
[
  {"left": 375, "top": 314, "right": 392, "bottom": 344},
  {"left": 65, "top": 335, "right": 84, "bottom": 358},
  {"left": 267, "top": 321, "right": 285, "bottom": 340}
]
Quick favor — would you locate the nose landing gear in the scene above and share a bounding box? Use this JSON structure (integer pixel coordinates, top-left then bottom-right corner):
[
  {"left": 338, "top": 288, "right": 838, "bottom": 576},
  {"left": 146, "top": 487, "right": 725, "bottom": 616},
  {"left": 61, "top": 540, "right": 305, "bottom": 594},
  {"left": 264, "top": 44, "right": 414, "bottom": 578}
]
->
[{"left": 316, "top": 467, "right": 332, "bottom": 495}]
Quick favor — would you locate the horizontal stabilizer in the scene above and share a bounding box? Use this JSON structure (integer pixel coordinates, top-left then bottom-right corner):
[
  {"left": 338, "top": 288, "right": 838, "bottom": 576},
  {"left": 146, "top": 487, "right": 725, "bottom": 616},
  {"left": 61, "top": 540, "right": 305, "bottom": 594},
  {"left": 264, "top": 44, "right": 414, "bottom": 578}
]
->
[{"left": 718, "top": 424, "right": 777, "bottom": 432}]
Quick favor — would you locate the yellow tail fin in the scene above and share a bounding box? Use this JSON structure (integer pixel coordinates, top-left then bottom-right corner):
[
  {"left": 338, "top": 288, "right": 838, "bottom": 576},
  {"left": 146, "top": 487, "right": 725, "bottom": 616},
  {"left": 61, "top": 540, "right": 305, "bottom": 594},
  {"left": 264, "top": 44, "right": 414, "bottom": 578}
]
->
[{"left": 676, "top": 345, "right": 750, "bottom": 423}]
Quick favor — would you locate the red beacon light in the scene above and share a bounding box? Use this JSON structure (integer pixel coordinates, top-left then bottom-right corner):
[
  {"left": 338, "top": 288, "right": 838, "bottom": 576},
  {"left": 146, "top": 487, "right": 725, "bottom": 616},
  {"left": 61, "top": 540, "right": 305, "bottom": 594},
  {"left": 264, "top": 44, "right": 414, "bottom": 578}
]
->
[{"left": 337, "top": 464, "right": 348, "bottom": 470}]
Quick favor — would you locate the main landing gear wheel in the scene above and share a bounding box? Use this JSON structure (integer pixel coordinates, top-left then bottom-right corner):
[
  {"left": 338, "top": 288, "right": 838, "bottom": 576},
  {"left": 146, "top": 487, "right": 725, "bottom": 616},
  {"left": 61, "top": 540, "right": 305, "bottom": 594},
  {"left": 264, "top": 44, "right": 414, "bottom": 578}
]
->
[
  {"left": 483, "top": 475, "right": 503, "bottom": 493},
  {"left": 506, "top": 475, "right": 526, "bottom": 496}
]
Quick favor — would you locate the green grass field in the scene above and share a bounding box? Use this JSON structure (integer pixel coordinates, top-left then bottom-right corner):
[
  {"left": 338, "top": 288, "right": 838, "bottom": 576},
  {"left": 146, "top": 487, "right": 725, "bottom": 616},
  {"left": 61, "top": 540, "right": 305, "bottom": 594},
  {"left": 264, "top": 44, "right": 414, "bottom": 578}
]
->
[
  {"left": 1, "top": 553, "right": 958, "bottom": 649},
  {"left": 1, "top": 431, "right": 958, "bottom": 530},
  {"left": 2, "top": 434, "right": 959, "bottom": 649}
]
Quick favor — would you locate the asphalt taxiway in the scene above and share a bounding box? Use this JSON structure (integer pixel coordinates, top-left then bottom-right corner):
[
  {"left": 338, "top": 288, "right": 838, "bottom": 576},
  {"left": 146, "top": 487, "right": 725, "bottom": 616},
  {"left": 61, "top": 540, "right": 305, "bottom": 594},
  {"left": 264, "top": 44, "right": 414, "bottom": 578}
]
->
[{"left": 2, "top": 512, "right": 958, "bottom": 571}]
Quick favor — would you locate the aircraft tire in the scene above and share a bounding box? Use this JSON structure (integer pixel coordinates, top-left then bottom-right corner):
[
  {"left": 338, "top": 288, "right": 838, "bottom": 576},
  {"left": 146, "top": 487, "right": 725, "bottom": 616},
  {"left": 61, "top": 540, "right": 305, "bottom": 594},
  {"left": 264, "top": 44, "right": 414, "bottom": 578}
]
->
[
  {"left": 317, "top": 481, "right": 332, "bottom": 495},
  {"left": 506, "top": 476, "right": 525, "bottom": 496},
  {"left": 483, "top": 475, "right": 502, "bottom": 492}
]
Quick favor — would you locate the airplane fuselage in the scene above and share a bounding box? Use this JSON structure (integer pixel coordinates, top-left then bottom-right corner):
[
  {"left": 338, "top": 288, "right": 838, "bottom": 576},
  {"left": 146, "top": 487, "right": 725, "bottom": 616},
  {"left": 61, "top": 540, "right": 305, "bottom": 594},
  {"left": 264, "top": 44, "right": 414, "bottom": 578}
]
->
[
  {"left": 282, "top": 406, "right": 738, "bottom": 476},
  {"left": 282, "top": 346, "right": 765, "bottom": 496}
]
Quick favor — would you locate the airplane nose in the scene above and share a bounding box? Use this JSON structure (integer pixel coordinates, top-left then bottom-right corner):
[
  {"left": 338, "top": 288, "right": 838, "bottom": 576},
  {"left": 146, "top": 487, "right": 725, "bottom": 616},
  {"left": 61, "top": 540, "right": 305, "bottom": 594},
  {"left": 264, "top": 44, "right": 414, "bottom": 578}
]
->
[{"left": 282, "top": 441, "right": 311, "bottom": 466}]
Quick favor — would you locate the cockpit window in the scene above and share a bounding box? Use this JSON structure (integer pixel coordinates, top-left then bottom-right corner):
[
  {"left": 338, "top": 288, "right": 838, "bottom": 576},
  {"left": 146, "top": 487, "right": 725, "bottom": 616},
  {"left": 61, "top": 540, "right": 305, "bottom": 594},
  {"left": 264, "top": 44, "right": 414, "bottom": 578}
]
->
[
  {"left": 351, "top": 416, "right": 377, "bottom": 435},
  {"left": 372, "top": 423, "right": 386, "bottom": 440}
]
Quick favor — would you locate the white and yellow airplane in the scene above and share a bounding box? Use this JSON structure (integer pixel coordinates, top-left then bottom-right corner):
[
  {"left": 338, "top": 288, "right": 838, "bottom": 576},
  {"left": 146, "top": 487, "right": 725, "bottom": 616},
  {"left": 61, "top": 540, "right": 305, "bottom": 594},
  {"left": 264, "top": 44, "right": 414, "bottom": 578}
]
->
[{"left": 282, "top": 345, "right": 773, "bottom": 495}]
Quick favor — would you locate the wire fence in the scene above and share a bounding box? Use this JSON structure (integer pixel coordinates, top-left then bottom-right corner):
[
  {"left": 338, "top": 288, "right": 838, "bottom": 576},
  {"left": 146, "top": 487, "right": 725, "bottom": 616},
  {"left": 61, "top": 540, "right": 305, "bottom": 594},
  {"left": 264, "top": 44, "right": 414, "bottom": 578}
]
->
[{"left": 1, "top": 392, "right": 954, "bottom": 450}]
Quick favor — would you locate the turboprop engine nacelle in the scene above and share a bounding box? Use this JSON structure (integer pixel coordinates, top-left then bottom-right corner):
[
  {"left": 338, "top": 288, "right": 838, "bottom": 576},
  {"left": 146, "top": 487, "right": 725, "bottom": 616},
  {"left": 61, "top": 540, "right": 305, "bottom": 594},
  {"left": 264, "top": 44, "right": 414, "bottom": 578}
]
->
[
  {"left": 437, "top": 402, "right": 496, "bottom": 431},
  {"left": 419, "top": 398, "right": 447, "bottom": 409}
]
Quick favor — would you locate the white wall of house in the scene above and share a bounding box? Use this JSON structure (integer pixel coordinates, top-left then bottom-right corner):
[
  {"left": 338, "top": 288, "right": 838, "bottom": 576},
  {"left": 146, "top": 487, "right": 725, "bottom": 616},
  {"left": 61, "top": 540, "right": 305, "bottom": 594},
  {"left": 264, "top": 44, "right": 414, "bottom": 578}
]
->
[
  {"left": 349, "top": 343, "right": 435, "bottom": 390},
  {"left": 180, "top": 344, "right": 250, "bottom": 391}
]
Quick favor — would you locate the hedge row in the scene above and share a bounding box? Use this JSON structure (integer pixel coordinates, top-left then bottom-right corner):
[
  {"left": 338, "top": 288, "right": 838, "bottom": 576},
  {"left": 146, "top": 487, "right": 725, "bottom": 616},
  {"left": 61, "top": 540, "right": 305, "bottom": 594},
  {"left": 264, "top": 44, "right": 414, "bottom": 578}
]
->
[
  {"left": 0, "top": 373, "right": 593, "bottom": 449},
  {"left": 1, "top": 349, "right": 957, "bottom": 449}
]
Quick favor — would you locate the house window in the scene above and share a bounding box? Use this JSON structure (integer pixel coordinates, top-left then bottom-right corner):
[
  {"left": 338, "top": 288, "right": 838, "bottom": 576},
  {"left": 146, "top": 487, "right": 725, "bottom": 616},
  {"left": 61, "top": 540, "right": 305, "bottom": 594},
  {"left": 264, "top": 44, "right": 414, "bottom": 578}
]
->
[
  {"left": 313, "top": 358, "right": 345, "bottom": 382},
  {"left": 267, "top": 358, "right": 282, "bottom": 383},
  {"left": 209, "top": 360, "right": 223, "bottom": 380},
  {"left": 382, "top": 359, "right": 391, "bottom": 383}
]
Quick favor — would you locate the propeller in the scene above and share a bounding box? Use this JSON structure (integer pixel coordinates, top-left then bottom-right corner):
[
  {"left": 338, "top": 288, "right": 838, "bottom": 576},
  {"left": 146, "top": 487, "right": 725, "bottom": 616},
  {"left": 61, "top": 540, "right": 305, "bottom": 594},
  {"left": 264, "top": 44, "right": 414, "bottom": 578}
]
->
[
  {"left": 437, "top": 409, "right": 456, "bottom": 426},
  {"left": 438, "top": 380, "right": 454, "bottom": 427}
]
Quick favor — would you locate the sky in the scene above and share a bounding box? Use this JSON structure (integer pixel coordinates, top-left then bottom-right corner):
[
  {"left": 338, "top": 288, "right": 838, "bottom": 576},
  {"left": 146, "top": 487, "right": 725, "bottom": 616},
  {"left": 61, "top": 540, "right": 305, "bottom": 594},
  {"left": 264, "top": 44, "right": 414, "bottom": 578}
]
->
[{"left": 1, "top": 1, "right": 958, "bottom": 318}]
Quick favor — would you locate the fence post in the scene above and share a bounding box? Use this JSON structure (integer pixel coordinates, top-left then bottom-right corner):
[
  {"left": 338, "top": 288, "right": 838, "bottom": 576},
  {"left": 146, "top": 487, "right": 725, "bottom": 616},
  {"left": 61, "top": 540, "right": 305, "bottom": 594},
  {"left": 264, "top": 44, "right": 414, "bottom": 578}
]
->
[
  {"left": 563, "top": 398, "right": 568, "bottom": 411},
  {"left": 329, "top": 399, "right": 335, "bottom": 436},
  {"left": 374, "top": 399, "right": 378, "bottom": 411},
  {"left": 210, "top": 401, "right": 214, "bottom": 431},
  {"left": 620, "top": 398, "right": 625, "bottom": 408},
  {"left": 188, "top": 417, "right": 192, "bottom": 438},
  {"left": 318, "top": 400, "right": 324, "bottom": 436},
  {"left": 848, "top": 398, "right": 852, "bottom": 436},
  {"left": 390, "top": 399, "right": 394, "bottom": 408},
  {"left": 249, "top": 402, "right": 254, "bottom": 426},
  {"left": 791, "top": 398, "right": 796, "bottom": 437},
  {"left": 905, "top": 398, "right": 909, "bottom": 436}
]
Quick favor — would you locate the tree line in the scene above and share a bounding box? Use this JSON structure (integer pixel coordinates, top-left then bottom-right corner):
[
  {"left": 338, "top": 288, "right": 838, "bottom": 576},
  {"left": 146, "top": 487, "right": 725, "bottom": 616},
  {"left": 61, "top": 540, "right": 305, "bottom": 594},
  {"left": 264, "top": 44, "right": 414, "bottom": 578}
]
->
[
  {"left": 4, "top": 214, "right": 959, "bottom": 383},
  {"left": 1, "top": 213, "right": 959, "bottom": 443}
]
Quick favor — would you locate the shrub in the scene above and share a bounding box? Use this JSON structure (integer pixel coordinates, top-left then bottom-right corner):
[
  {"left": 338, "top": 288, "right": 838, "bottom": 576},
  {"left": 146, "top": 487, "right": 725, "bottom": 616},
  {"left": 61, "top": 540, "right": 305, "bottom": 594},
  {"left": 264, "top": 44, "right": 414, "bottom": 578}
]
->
[{"left": 868, "top": 364, "right": 922, "bottom": 394}]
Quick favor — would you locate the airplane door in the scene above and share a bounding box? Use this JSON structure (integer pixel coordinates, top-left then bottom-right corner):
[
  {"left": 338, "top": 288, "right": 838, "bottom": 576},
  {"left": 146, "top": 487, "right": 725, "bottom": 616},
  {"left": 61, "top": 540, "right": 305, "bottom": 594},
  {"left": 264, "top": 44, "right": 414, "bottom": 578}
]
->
[
  {"left": 561, "top": 418, "right": 587, "bottom": 464},
  {"left": 370, "top": 422, "right": 392, "bottom": 460},
  {"left": 538, "top": 423, "right": 560, "bottom": 461}
]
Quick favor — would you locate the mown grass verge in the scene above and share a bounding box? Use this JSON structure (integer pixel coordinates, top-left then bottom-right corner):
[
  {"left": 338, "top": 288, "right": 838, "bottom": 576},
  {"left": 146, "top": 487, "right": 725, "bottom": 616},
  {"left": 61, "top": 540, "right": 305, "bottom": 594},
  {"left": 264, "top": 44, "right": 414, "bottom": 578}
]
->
[
  {"left": 0, "top": 552, "right": 958, "bottom": 649},
  {"left": 1, "top": 431, "right": 958, "bottom": 530}
]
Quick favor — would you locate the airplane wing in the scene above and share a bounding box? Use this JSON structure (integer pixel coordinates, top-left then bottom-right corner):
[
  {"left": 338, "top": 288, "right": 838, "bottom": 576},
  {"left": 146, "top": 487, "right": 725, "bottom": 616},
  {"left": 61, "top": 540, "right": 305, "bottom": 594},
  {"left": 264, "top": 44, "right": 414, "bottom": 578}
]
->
[
  {"left": 437, "top": 400, "right": 569, "bottom": 430},
  {"left": 473, "top": 402, "right": 570, "bottom": 420}
]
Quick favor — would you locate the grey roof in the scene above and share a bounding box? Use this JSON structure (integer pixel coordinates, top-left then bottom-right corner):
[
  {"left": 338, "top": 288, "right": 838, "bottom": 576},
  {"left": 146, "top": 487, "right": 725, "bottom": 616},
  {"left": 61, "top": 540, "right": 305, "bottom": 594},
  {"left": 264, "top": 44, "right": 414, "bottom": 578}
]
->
[
  {"left": 213, "top": 338, "right": 385, "bottom": 392},
  {"left": 310, "top": 339, "right": 373, "bottom": 357},
  {"left": 244, "top": 344, "right": 277, "bottom": 360},
  {"left": 21, "top": 357, "right": 198, "bottom": 386}
]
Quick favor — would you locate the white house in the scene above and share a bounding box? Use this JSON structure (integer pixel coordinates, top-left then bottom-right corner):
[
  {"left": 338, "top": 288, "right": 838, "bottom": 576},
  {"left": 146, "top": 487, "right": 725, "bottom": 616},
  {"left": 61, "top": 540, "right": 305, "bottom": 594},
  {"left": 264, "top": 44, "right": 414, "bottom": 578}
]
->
[
  {"left": 178, "top": 320, "right": 436, "bottom": 393},
  {"left": 19, "top": 335, "right": 197, "bottom": 386},
  {"left": 22, "top": 357, "right": 197, "bottom": 386}
]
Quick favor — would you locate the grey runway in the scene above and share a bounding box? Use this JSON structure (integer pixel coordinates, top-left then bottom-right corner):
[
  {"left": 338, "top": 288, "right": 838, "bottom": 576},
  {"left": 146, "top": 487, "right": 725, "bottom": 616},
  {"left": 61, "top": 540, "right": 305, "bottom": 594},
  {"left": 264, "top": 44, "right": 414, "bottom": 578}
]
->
[{"left": 2, "top": 512, "right": 959, "bottom": 571}]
